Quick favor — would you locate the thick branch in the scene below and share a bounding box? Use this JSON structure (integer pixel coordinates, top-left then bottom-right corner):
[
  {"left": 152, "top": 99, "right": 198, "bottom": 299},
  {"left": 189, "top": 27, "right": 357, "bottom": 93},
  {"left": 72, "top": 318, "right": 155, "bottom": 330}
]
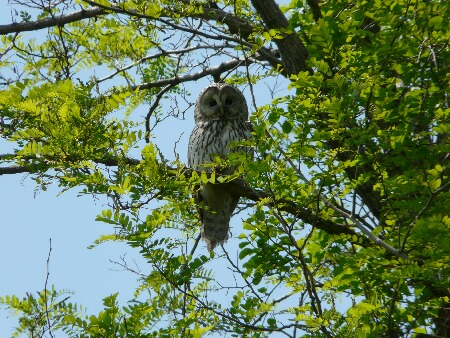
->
[
  {"left": 0, "top": 154, "right": 356, "bottom": 238},
  {"left": 306, "top": 0, "right": 322, "bottom": 21},
  {"left": 250, "top": 0, "right": 309, "bottom": 75},
  {"left": 0, "top": 154, "right": 140, "bottom": 176},
  {"left": 222, "top": 179, "right": 357, "bottom": 237},
  {"left": 0, "top": 165, "right": 32, "bottom": 175},
  {"left": 200, "top": 5, "right": 254, "bottom": 39},
  {"left": 0, "top": 7, "right": 106, "bottom": 35}
]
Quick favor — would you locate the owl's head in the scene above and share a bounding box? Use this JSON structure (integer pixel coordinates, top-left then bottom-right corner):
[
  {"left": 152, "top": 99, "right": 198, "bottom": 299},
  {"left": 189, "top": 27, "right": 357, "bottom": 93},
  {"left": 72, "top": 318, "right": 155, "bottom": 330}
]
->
[{"left": 194, "top": 83, "right": 248, "bottom": 122}]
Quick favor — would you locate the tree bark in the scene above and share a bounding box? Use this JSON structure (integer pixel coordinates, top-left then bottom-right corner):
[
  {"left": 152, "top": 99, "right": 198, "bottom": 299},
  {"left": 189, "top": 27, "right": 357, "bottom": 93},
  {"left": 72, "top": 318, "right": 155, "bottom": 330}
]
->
[{"left": 250, "top": 0, "right": 309, "bottom": 75}]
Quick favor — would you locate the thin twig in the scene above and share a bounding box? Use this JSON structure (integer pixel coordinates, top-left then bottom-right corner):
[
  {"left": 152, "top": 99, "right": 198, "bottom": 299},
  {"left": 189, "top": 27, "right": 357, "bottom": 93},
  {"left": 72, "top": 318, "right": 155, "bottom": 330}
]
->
[
  {"left": 145, "top": 84, "right": 174, "bottom": 143},
  {"left": 44, "top": 238, "right": 54, "bottom": 338}
]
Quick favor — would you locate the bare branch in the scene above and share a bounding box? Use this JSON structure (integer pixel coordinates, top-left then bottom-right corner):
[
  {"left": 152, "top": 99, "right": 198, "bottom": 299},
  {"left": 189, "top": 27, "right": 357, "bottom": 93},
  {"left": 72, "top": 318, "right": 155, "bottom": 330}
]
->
[
  {"left": 133, "top": 57, "right": 258, "bottom": 90},
  {"left": 145, "top": 84, "right": 174, "bottom": 143},
  {"left": 96, "top": 44, "right": 233, "bottom": 84},
  {"left": 151, "top": 16, "right": 281, "bottom": 70},
  {"left": 43, "top": 238, "right": 54, "bottom": 338},
  {"left": 0, "top": 165, "right": 32, "bottom": 175}
]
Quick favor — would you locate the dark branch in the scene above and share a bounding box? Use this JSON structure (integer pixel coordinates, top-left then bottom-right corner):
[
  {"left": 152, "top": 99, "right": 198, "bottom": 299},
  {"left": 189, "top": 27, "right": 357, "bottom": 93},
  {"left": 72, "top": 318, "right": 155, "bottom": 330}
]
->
[
  {"left": 96, "top": 44, "right": 233, "bottom": 84},
  {"left": 0, "top": 7, "right": 106, "bottom": 35},
  {"left": 306, "top": 0, "right": 322, "bottom": 21},
  {"left": 0, "top": 165, "right": 32, "bottom": 175},
  {"left": 133, "top": 57, "right": 257, "bottom": 90},
  {"left": 145, "top": 84, "right": 174, "bottom": 143},
  {"left": 222, "top": 179, "right": 357, "bottom": 237},
  {"left": 0, "top": 153, "right": 356, "bottom": 238},
  {"left": 200, "top": 4, "right": 254, "bottom": 39},
  {"left": 0, "top": 153, "right": 140, "bottom": 176}
]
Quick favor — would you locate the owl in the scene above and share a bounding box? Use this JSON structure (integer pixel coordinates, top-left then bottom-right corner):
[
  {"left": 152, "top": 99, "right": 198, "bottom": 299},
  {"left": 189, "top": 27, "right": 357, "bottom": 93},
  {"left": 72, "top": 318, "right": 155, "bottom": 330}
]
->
[{"left": 188, "top": 83, "right": 252, "bottom": 251}]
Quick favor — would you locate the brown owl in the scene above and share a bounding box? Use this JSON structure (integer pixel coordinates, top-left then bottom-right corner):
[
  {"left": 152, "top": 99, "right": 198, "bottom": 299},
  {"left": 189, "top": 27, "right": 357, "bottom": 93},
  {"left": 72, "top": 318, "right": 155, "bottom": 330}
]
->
[{"left": 188, "top": 83, "right": 252, "bottom": 251}]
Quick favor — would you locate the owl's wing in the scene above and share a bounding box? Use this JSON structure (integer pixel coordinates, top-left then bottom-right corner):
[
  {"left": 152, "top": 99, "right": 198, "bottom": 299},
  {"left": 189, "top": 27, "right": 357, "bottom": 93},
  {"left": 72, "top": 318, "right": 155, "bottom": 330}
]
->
[
  {"left": 193, "top": 184, "right": 204, "bottom": 224},
  {"left": 229, "top": 194, "right": 240, "bottom": 215},
  {"left": 193, "top": 183, "right": 239, "bottom": 221}
]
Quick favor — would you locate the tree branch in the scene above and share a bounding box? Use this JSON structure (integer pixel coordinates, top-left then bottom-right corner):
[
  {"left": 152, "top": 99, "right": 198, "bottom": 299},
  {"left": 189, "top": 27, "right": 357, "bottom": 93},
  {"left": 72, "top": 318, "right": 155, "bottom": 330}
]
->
[
  {"left": 306, "top": 0, "right": 322, "bottom": 22},
  {"left": 0, "top": 153, "right": 357, "bottom": 239},
  {"left": 0, "top": 7, "right": 106, "bottom": 35},
  {"left": 145, "top": 84, "right": 174, "bottom": 143},
  {"left": 0, "top": 153, "right": 140, "bottom": 176},
  {"left": 221, "top": 179, "right": 357, "bottom": 237},
  {"left": 0, "top": 165, "right": 32, "bottom": 175},
  {"left": 96, "top": 44, "right": 232, "bottom": 84},
  {"left": 132, "top": 57, "right": 258, "bottom": 90}
]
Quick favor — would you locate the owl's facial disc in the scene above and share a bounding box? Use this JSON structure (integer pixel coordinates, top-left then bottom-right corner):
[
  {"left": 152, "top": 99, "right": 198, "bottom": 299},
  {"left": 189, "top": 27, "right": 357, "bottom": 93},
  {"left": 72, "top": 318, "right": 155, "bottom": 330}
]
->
[
  {"left": 205, "top": 94, "right": 222, "bottom": 118},
  {"left": 218, "top": 96, "right": 235, "bottom": 117},
  {"left": 201, "top": 90, "right": 228, "bottom": 119},
  {"left": 195, "top": 84, "right": 248, "bottom": 122}
]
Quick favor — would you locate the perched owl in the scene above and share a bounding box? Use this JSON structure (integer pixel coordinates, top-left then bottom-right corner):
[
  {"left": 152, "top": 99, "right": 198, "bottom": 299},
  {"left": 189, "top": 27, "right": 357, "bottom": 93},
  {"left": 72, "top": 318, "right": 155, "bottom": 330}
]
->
[{"left": 188, "top": 83, "right": 252, "bottom": 251}]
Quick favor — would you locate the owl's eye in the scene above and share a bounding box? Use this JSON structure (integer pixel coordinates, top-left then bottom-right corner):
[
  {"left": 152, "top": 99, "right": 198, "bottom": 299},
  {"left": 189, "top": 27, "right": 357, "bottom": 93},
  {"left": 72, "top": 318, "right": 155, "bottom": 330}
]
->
[
  {"left": 209, "top": 100, "right": 217, "bottom": 107},
  {"left": 225, "top": 97, "right": 233, "bottom": 105}
]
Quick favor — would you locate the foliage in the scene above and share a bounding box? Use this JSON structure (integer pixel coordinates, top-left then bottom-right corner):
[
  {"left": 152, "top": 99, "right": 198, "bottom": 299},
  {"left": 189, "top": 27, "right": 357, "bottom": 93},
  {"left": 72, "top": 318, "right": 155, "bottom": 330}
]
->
[{"left": 0, "top": 0, "right": 449, "bottom": 336}]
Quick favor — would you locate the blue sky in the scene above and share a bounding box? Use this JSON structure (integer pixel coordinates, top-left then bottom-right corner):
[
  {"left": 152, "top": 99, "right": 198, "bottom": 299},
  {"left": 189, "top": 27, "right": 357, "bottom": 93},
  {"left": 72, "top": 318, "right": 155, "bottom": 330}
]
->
[{"left": 0, "top": 172, "right": 146, "bottom": 334}]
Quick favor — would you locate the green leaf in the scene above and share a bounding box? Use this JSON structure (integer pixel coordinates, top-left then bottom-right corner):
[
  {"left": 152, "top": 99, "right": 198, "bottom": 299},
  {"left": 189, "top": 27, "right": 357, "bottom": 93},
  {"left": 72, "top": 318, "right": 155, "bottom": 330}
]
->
[
  {"left": 200, "top": 171, "right": 208, "bottom": 184},
  {"left": 281, "top": 120, "right": 293, "bottom": 133}
]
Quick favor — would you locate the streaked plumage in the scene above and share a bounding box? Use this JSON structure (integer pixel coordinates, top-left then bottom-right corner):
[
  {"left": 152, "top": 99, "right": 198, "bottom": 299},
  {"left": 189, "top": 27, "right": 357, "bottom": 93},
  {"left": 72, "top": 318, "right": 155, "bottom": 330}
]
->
[{"left": 188, "top": 83, "right": 251, "bottom": 251}]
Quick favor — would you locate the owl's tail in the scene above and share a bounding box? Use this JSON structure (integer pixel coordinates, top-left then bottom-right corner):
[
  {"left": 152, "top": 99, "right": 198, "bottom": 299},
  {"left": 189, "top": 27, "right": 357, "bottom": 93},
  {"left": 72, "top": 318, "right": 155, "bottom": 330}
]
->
[
  {"left": 200, "top": 183, "right": 239, "bottom": 251},
  {"left": 201, "top": 218, "right": 230, "bottom": 252}
]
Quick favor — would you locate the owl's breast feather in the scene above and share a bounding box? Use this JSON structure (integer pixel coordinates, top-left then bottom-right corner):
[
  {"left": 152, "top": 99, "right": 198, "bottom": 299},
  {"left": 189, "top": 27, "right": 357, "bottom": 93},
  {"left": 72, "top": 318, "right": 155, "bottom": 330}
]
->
[{"left": 188, "top": 118, "right": 249, "bottom": 170}]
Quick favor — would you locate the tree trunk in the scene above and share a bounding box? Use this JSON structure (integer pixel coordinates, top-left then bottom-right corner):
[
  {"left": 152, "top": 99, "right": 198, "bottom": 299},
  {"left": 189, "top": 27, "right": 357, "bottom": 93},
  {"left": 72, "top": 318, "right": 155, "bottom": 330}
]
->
[{"left": 250, "top": 0, "right": 309, "bottom": 75}]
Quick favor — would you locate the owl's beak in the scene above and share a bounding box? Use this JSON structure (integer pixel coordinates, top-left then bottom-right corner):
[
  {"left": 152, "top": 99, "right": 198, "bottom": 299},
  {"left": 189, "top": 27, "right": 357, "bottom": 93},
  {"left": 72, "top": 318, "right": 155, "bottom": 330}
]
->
[{"left": 220, "top": 105, "right": 225, "bottom": 117}]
